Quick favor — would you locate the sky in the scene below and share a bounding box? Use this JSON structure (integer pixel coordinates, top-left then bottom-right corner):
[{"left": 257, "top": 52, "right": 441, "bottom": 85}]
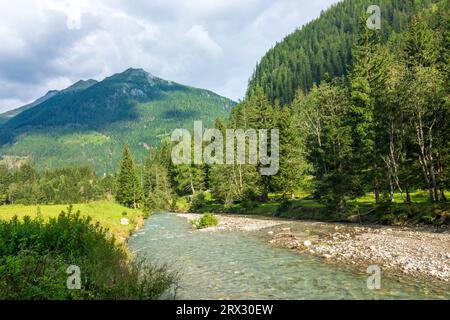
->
[{"left": 0, "top": 0, "right": 340, "bottom": 113}]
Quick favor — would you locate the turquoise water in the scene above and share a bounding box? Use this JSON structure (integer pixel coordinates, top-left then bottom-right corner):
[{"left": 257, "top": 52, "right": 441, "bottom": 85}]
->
[{"left": 128, "top": 213, "right": 449, "bottom": 300}]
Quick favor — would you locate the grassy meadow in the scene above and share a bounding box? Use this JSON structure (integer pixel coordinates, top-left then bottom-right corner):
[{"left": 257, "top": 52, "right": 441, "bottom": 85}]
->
[{"left": 0, "top": 200, "right": 145, "bottom": 242}]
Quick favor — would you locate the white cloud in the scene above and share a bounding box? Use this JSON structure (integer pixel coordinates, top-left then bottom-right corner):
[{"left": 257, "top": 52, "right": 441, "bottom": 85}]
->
[
  {"left": 184, "top": 25, "right": 223, "bottom": 58},
  {"left": 0, "top": 0, "right": 340, "bottom": 112}
]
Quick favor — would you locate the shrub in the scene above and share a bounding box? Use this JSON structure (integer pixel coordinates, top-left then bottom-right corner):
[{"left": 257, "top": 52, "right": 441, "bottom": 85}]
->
[
  {"left": 276, "top": 199, "right": 293, "bottom": 217},
  {"left": 190, "top": 213, "right": 219, "bottom": 229},
  {"left": 0, "top": 206, "right": 178, "bottom": 300},
  {"left": 0, "top": 250, "right": 69, "bottom": 300},
  {"left": 173, "top": 197, "right": 190, "bottom": 213},
  {"left": 191, "top": 192, "right": 207, "bottom": 212}
]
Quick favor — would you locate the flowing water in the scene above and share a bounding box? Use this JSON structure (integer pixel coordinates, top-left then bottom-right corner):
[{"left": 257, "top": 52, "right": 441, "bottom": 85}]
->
[{"left": 128, "top": 213, "right": 449, "bottom": 300}]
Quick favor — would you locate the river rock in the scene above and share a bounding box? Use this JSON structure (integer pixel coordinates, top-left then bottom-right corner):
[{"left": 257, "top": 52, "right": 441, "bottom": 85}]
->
[{"left": 347, "top": 215, "right": 360, "bottom": 223}]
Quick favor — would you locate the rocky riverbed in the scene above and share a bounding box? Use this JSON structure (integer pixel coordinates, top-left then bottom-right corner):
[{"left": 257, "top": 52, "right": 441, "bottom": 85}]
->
[
  {"left": 177, "top": 213, "right": 286, "bottom": 231},
  {"left": 178, "top": 213, "right": 450, "bottom": 282}
]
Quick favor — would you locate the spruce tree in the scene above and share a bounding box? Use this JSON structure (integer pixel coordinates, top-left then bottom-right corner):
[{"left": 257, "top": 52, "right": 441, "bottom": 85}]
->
[
  {"left": 144, "top": 150, "right": 173, "bottom": 212},
  {"left": 349, "top": 20, "right": 388, "bottom": 203},
  {"left": 273, "top": 105, "right": 305, "bottom": 199},
  {"left": 116, "top": 145, "right": 143, "bottom": 208}
]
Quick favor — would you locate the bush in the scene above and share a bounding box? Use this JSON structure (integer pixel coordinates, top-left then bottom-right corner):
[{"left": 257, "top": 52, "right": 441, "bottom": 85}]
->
[
  {"left": 190, "top": 213, "right": 219, "bottom": 229},
  {"left": 0, "top": 206, "right": 178, "bottom": 300},
  {"left": 276, "top": 199, "right": 293, "bottom": 217},
  {"left": 173, "top": 197, "right": 190, "bottom": 213},
  {"left": 241, "top": 189, "right": 258, "bottom": 211},
  {"left": 146, "top": 190, "right": 174, "bottom": 215},
  {"left": 0, "top": 250, "right": 69, "bottom": 300},
  {"left": 191, "top": 192, "right": 207, "bottom": 212}
]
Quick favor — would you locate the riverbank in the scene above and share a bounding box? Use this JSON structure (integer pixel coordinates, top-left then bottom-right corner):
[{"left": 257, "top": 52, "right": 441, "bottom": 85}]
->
[
  {"left": 0, "top": 205, "right": 176, "bottom": 300},
  {"left": 177, "top": 213, "right": 286, "bottom": 231},
  {"left": 178, "top": 213, "right": 450, "bottom": 283}
]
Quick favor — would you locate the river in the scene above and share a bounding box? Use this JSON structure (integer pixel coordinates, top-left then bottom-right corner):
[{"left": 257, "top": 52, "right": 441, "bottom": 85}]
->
[{"left": 128, "top": 213, "right": 449, "bottom": 300}]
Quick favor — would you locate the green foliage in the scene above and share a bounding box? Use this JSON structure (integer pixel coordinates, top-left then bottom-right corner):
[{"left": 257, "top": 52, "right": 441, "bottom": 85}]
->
[
  {"left": 191, "top": 192, "right": 207, "bottom": 212},
  {"left": 173, "top": 197, "right": 191, "bottom": 213},
  {"left": 276, "top": 199, "right": 293, "bottom": 217},
  {"left": 0, "top": 250, "right": 70, "bottom": 300},
  {"left": 1, "top": 0, "right": 447, "bottom": 226},
  {"left": 0, "top": 164, "right": 110, "bottom": 205},
  {"left": 172, "top": 164, "right": 206, "bottom": 196},
  {"left": 199, "top": 1, "right": 448, "bottom": 217},
  {"left": 247, "top": 0, "right": 440, "bottom": 105},
  {"left": 273, "top": 104, "right": 306, "bottom": 199},
  {"left": 189, "top": 213, "right": 219, "bottom": 229},
  {"left": 295, "top": 80, "right": 364, "bottom": 212},
  {"left": 240, "top": 189, "right": 259, "bottom": 211},
  {"left": 144, "top": 161, "right": 173, "bottom": 213},
  {"left": 115, "top": 145, "right": 143, "bottom": 209},
  {"left": 0, "top": 206, "right": 178, "bottom": 299}
]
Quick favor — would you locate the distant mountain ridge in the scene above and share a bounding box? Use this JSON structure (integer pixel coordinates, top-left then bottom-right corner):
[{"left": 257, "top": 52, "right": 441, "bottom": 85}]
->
[
  {"left": 0, "top": 91, "right": 57, "bottom": 126},
  {"left": 0, "top": 68, "right": 234, "bottom": 172},
  {"left": 0, "top": 79, "right": 99, "bottom": 125}
]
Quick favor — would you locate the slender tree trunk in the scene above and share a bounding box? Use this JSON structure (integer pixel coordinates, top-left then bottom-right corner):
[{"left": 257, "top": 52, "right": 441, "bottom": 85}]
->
[
  {"left": 190, "top": 181, "right": 195, "bottom": 196},
  {"left": 415, "top": 112, "right": 435, "bottom": 203},
  {"left": 405, "top": 184, "right": 411, "bottom": 203},
  {"left": 389, "top": 175, "right": 395, "bottom": 202},
  {"left": 430, "top": 163, "right": 439, "bottom": 202},
  {"left": 427, "top": 125, "right": 439, "bottom": 202},
  {"left": 373, "top": 159, "right": 380, "bottom": 204},
  {"left": 189, "top": 172, "right": 196, "bottom": 196}
]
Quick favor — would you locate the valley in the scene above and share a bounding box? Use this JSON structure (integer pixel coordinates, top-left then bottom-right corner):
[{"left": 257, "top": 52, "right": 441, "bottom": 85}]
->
[{"left": 0, "top": 0, "right": 448, "bottom": 302}]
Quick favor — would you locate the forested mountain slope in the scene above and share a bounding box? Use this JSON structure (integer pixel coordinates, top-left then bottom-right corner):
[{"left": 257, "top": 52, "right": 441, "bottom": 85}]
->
[
  {"left": 0, "top": 68, "right": 233, "bottom": 173},
  {"left": 247, "top": 0, "right": 441, "bottom": 105},
  {"left": 0, "top": 80, "right": 98, "bottom": 126}
]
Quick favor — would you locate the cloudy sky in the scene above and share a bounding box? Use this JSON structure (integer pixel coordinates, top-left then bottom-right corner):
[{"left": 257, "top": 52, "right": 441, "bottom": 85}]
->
[{"left": 0, "top": 0, "right": 340, "bottom": 113}]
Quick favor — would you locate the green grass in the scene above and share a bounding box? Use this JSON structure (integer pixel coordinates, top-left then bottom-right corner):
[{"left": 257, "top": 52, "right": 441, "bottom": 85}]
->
[
  {"left": 351, "top": 190, "right": 449, "bottom": 205},
  {"left": 0, "top": 206, "right": 177, "bottom": 300},
  {"left": 0, "top": 201, "right": 145, "bottom": 242}
]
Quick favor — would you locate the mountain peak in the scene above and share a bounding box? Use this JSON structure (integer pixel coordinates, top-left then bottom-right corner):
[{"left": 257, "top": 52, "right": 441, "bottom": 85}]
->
[
  {"left": 122, "top": 67, "right": 155, "bottom": 79},
  {"left": 104, "top": 68, "right": 158, "bottom": 86}
]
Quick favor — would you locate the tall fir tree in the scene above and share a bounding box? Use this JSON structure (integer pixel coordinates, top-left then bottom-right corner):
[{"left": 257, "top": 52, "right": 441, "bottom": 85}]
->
[
  {"left": 115, "top": 144, "right": 143, "bottom": 208},
  {"left": 273, "top": 105, "right": 305, "bottom": 199},
  {"left": 349, "top": 19, "right": 389, "bottom": 203}
]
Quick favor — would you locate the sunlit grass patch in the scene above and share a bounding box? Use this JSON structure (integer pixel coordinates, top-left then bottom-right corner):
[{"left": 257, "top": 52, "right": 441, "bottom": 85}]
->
[{"left": 0, "top": 200, "right": 145, "bottom": 242}]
